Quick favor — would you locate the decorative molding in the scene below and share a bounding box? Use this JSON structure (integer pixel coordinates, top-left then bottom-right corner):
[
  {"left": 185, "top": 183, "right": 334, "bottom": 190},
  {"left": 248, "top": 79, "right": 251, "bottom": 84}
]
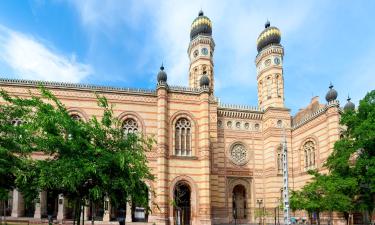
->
[
  {"left": 218, "top": 103, "right": 262, "bottom": 112},
  {"left": 188, "top": 35, "right": 216, "bottom": 53},
  {"left": 255, "top": 44, "right": 284, "bottom": 64},
  {"left": 0, "top": 78, "right": 156, "bottom": 95},
  {"left": 292, "top": 100, "right": 339, "bottom": 129},
  {"left": 168, "top": 85, "right": 209, "bottom": 94}
]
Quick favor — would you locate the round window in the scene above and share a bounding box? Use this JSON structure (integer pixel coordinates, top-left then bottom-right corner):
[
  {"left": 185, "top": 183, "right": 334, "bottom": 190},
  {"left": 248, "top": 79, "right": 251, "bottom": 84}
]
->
[{"left": 230, "top": 143, "right": 248, "bottom": 166}]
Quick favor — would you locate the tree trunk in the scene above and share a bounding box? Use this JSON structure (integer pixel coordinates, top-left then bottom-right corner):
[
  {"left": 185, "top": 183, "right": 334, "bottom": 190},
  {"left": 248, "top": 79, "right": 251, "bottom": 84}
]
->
[
  {"left": 1, "top": 200, "right": 4, "bottom": 225},
  {"left": 3, "top": 200, "right": 7, "bottom": 225},
  {"left": 76, "top": 199, "right": 82, "bottom": 225},
  {"left": 73, "top": 199, "right": 77, "bottom": 225}
]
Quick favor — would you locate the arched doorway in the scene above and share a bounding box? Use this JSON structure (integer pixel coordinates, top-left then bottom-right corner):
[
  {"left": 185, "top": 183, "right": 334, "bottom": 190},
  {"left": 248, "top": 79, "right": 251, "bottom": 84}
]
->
[
  {"left": 174, "top": 182, "right": 191, "bottom": 225},
  {"left": 232, "top": 185, "right": 246, "bottom": 220}
]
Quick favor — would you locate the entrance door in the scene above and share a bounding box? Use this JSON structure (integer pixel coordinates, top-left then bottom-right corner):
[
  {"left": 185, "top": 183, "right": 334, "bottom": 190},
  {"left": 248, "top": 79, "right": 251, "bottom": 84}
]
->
[
  {"left": 174, "top": 182, "right": 191, "bottom": 225},
  {"left": 232, "top": 185, "right": 246, "bottom": 219}
]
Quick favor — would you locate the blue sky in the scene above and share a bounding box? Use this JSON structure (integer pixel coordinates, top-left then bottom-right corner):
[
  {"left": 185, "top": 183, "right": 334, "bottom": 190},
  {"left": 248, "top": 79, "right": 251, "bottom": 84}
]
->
[{"left": 0, "top": 0, "right": 374, "bottom": 114}]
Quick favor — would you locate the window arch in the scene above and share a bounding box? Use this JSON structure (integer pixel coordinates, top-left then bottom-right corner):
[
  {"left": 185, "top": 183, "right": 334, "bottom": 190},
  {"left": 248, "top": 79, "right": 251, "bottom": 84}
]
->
[
  {"left": 70, "top": 114, "right": 82, "bottom": 121},
  {"left": 303, "top": 141, "right": 316, "bottom": 169},
  {"left": 175, "top": 118, "right": 191, "bottom": 156},
  {"left": 266, "top": 76, "right": 272, "bottom": 99},
  {"left": 123, "top": 118, "right": 139, "bottom": 134},
  {"left": 277, "top": 145, "right": 283, "bottom": 174},
  {"left": 11, "top": 118, "right": 23, "bottom": 126}
]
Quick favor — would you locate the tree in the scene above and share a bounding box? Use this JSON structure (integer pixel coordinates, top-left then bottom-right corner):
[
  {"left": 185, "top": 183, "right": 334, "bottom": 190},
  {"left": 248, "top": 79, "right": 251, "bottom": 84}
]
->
[
  {"left": 0, "top": 90, "right": 37, "bottom": 224},
  {"left": 291, "top": 90, "right": 375, "bottom": 225},
  {"left": 290, "top": 171, "right": 325, "bottom": 225},
  {"left": 1, "top": 87, "right": 154, "bottom": 225},
  {"left": 326, "top": 90, "right": 375, "bottom": 224}
]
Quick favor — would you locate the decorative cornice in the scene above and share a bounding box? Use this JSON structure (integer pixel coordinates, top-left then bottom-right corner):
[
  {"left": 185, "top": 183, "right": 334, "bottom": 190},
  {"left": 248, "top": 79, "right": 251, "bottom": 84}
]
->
[
  {"left": 168, "top": 85, "right": 209, "bottom": 94},
  {"left": 218, "top": 103, "right": 263, "bottom": 120},
  {"left": 0, "top": 78, "right": 157, "bottom": 96},
  {"left": 218, "top": 103, "right": 263, "bottom": 112},
  {"left": 292, "top": 100, "right": 340, "bottom": 129},
  {"left": 255, "top": 44, "right": 283, "bottom": 64},
  {"left": 0, "top": 78, "right": 213, "bottom": 96},
  {"left": 188, "top": 35, "right": 215, "bottom": 53}
]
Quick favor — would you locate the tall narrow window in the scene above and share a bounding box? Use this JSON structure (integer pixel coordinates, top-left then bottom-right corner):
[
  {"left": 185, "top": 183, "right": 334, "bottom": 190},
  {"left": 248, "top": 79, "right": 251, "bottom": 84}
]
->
[
  {"left": 303, "top": 141, "right": 316, "bottom": 169},
  {"left": 123, "top": 118, "right": 139, "bottom": 135},
  {"left": 267, "top": 76, "right": 272, "bottom": 98},
  {"left": 276, "top": 74, "right": 280, "bottom": 97},
  {"left": 175, "top": 118, "right": 192, "bottom": 156},
  {"left": 263, "top": 80, "right": 267, "bottom": 102}
]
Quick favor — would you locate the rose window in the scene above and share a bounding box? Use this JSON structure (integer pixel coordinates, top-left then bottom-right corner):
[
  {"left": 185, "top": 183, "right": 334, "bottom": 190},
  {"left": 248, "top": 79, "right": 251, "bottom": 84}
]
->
[{"left": 230, "top": 144, "right": 248, "bottom": 165}]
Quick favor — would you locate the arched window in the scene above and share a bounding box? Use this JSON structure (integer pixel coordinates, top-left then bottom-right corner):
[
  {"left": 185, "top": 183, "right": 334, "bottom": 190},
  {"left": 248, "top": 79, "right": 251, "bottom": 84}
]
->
[
  {"left": 175, "top": 118, "right": 191, "bottom": 156},
  {"left": 303, "top": 141, "right": 316, "bottom": 169},
  {"left": 70, "top": 114, "right": 82, "bottom": 121},
  {"left": 230, "top": 143, "right": 248, "bottom": 166},
  {"left": 11, "top": 118, "right": 23, "bottom": 126},
  {"left": 267, "top": 76, "right": 272, "bottom": 99},
  {"left": 276, "top": 74, "right": 280, "bottom": 97},
  {"left": 123, "top": 118, "right": 139, "bottom": 134},
  {"left": 277, "top": 145, "right": 283, "bottom": 174}
]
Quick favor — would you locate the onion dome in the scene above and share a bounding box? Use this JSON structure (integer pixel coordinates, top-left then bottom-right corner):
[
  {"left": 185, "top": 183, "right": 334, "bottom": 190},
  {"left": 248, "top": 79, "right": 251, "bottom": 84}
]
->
[
  {"left": 190, "top": 10, "right": 212, "bottom": 40},
  {"left": 256, "top": 20, "right": 281, "bottom": 52},
  {"left": 157, "top": 64, "right": 167, "bottom": 83},
  {"left": 200, "top": 74, "right": 210, "bottom": 87},
  {"left": 344, "top": 96, "right": 355, "bottom": 111},
  {"left": 325, "top": 83, "right": 338, "bottom": 102}
]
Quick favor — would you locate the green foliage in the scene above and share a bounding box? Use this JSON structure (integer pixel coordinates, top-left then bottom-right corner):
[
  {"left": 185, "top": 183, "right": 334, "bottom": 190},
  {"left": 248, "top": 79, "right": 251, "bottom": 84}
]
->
[
  {"left": 0, "top": 86, "right": 155, "bottom": 223},
  {"left": 0, "top": 89, "right": 37, "bottom": 197},
  {"left": 327, "top": 90, "right": 375, "bottom": 216},
  {"left": 291, "top": 90, "right": 375, "bottom": 224}
]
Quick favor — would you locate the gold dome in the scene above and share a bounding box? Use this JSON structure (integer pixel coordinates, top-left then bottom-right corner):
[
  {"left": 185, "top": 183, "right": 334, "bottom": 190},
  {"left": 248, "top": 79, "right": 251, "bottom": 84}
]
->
[
  {"left": 190, "top": 10, "right": 212, "bottom": 40},
  {"left": 256, "top": 21, "right": 281, "bottom": 52}
]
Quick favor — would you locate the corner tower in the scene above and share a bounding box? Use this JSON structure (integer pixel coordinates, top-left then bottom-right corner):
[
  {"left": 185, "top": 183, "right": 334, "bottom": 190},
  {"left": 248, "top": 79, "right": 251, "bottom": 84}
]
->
[
  {"left": 255, "top": 21, "right": 284, "bottom": 109},
  {"left": 188, "top": 10, "right": 215, "bottom": 92}
]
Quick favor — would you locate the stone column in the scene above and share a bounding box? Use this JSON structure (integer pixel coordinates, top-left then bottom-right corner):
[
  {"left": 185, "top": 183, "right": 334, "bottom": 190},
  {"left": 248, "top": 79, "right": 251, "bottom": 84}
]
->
[
  {"left": 11, "top": 189, "right": 24, "bottom": 217},
  {"left": 34, "top": 192, "right": 42, "bottom": 219},
  {"left": 125, "top": 202, "right": 132, "bottom": 222},
  {"left": 81, "top": 202, "right": 89, "bottom": 222},
  {"left": 102, "top": 197, "right": 110, "bottom": 222},
  {"left": 57, "top": 194, "right": 65, "bottom": 221}
]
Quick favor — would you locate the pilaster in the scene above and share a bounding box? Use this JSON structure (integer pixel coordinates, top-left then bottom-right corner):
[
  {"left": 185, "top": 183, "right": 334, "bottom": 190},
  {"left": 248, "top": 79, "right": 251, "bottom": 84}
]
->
[
  {"left": 198, "top": 90, "right": 212, "bottom": 225},
  {"left": 155, "top": 84, "right": 169, "bottom": 225}
]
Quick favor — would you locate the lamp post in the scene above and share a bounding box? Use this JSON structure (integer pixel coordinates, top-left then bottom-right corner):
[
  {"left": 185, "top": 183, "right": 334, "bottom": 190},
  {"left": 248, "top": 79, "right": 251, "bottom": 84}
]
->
[{"left": 257, "top": 199, "right": 263, "bottom": 225}]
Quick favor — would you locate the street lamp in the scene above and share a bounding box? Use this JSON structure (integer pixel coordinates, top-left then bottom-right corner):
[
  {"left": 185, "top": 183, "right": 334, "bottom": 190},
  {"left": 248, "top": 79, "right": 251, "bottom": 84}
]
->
[{"left": 257, "top": 199, "right": 263, "bottom": 225}]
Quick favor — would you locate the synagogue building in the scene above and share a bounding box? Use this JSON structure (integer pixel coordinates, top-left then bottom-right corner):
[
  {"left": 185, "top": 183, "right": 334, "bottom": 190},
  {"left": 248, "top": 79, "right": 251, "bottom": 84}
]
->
[{"left": 0, "top": 10, "right": 355, "bottom": 225}]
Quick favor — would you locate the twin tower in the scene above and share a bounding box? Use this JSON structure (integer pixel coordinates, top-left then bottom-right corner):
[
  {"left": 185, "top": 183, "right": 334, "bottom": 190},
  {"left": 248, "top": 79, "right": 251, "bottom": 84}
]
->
[{"left": 187, "top": 11, "right": 285, "bottom": 110}]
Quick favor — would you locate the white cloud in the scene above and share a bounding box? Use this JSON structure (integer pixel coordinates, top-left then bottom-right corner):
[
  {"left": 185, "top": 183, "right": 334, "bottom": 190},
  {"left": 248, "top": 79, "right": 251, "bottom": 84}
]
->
[
  {"left": 69, "top": 0, "right": 316, "bottom": 90},
  {"left": 0, "top": 26, "right": 92, "bottom": 83}
]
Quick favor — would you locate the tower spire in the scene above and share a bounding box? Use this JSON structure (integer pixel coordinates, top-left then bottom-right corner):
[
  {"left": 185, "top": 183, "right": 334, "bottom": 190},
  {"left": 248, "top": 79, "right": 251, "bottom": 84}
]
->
[{"left": 188, "top": 10, "right": 215, "bottom": 92}]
